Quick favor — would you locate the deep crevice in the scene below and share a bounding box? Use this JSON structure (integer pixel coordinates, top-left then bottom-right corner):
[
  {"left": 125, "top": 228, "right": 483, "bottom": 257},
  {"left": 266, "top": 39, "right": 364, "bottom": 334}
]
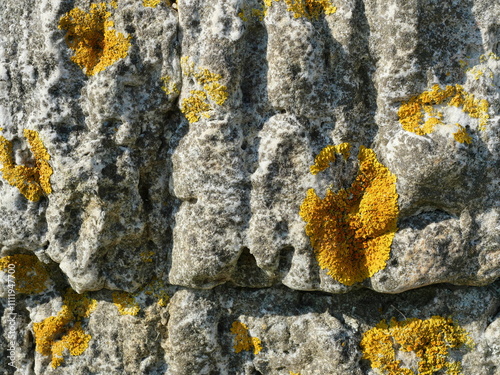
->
[{"left": 230, "top": 247, "right": 273, "bottom": 288}]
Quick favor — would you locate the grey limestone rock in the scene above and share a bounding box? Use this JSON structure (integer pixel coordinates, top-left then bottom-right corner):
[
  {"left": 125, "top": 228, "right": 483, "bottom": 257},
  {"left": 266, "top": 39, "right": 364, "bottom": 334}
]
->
[{"left": 1, "top": 0, "right": 500, "bottom": 373}]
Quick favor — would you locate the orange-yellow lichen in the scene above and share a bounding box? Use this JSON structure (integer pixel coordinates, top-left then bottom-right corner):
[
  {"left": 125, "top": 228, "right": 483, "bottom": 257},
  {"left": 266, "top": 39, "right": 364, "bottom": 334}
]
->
[
  {"left": 361, "top": 316, "right": 474, "bottom": 375},
  {"left": 310, "top": 142, "right": 351, "bottom": 175},
  {"left": 239, "top": 0, "right": 336, "bottom": 21},
  {"left": 143, "top": 0, "right": 161, "bottom": 7},
  {"left": 179, "top": 57, "right": 228, "bottom": 123},
  {"left": 0, "top": 129, "right": 53, "bottom": 201},
  {"left": 453, "top": 125, "right": 472, "bottom": 144},
  {"left": 230, "top": 321, "right": 262, "bottom": 355},
  {"left": 204, "top": 82, "right": 229, "bottom": 106},
  {"left": 33, "top": 289, "right": 97, "bottom": 368},
  {"left": 300, "top": 144, "right": 399, "bottom": 286},
  {"left": 194, "top": 69, "right": 222, "bottom": 84},
  {"left": 0, "top": 254, "right": 50, "bottom": 294},
  {"left": 281, "top": 0, "right": 337, "bottom": 18},
  {"left": 398, "top": 84, "right": 489, "bottom": 140},
  {"left": 180, "top": 90, "right": 212, "bottom": 123},
  {"left": 459, "top": 53, "right": 498, "bottom": 81},
  {"left": 58, "top": 3, "right": 131, "bottom": 76},
  {"left": 112, "top": 291, "right": 141, "bottom": 316}
]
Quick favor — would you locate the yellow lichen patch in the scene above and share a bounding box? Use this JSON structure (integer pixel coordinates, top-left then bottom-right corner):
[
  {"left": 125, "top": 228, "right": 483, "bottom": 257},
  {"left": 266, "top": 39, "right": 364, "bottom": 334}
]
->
[
  {"left": 361, "top": 316, "right": 474, "bottom": 375},
  {"left": 310, "top": 142, "right": 351, "bottom": 175},
  {"left": 143, "top": 0, "right": 161, "bottom": 7},
  {"left": 194, "top": 68, "right": 223, "bottom": 85},
  {"left": 238, "top": 2, "right": 269, "bottom": 22},
  {"left": 160, "top": 75, "right": 180, "bottom": 95},
  {"left": 0, "top": 129, "right": 53, "bottom": 201},
  {"left": 142, "top": 278, "right": 170, "bottom": 307},
  {"left": 239, "top": 0, "right": 336, "bottom": 21},
  {"left": 139, "top": 250, "right": 155, "bottom": 263},
  {"left": 459, "top": 52, "right": 498, "bottom": 81},
  {"left": 112, "top": 291, "right": 141, "bottom": 316},
  {"left": 180, "top": 90, "right": 211, "bottom": 123},
  {"left": 230, "top": 321, "right": 263, "bottom": 355},
  {"left": 64, "top": 289, "right": 98, "bottom": 319},
  {"left": 300, "top": 145, "right": 399, "bottom": 286},
  {"left": 281, "top": 0, "right": 337, "bottom": 19},
  {"left": 0, "top": 254, "right": 50, "bottom": 294},
  {"left": 453, "top": 125, "right": 472, "bottom": 144},
  {"left": 398, "top": 84, "right": 490, "bottom": 140},
  {"left": 290, "top": 372, "right": 301, "bottom": 375},
  {"left": 179, "top": 57, "right": 229, "bottom": 123},
  {"left": 58, "top": 3, "right": 131, "bottom": 76},
  {"left": 204, "top": 82, "right": 229, "bottom": 106},
  {"left": 33, "top": 289, "right": 97, "bottom": 368}
]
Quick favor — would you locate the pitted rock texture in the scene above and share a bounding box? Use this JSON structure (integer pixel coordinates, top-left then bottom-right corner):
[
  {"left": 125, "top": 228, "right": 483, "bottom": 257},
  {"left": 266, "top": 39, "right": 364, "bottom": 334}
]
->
[
  {"left": 1, "top": 283, "right": 500, "bottom": 374},
  {"left": 1, "top": 0, "right": 500, "bottom": 373},
  {"left": 1, "top": 0, "right": 499, "bottom": 294}
]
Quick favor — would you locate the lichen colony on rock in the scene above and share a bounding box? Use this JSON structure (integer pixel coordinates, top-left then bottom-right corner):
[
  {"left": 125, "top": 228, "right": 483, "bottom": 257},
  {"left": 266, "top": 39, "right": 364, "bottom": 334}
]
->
[
  {"left": 0, "top": 129, "right": 53, "bottom": 201},
  {"left": 398, "top": 84, "right": 489, "bottom": 143},
  {"left": 300, "top": 144, "right": 399, "bottom": 286},
  {"left": 361, "top": 316, "right": 474, "bottom": 375},
  {"left": 239, "top": 0, "right": 337, "bottom": 21},
  {"left": 230, "top": 321, "right": 263, "bottom": 355},
  {"left": 0, "top": 254, "right": 50, "bottom": 294},
  {"left": 33, "top": 289, "right": 97, "bottom": 368},
  {"left": 179, "top": 56, "right": 228, "bottom": 123},
  {"left": 58, "top": 3, "right": 131, "bottom": 76}
]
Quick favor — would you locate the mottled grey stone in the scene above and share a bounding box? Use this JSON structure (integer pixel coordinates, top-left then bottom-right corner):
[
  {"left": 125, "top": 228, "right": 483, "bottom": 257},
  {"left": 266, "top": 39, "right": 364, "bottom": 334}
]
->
[{"left": 1, "top": 0, "right": 500, "bottom": 373}]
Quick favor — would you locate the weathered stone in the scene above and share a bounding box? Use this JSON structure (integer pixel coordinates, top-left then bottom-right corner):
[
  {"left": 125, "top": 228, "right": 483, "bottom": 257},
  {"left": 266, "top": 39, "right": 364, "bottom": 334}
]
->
[{"left": 1, "top": 0, "right": 500, "bottom": 373}]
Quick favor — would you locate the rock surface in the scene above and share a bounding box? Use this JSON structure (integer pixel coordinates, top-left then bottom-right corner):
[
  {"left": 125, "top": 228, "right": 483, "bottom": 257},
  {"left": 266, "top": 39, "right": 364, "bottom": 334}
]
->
[{"left": 0, "top": 0, "right": 499, "bottom": 373}]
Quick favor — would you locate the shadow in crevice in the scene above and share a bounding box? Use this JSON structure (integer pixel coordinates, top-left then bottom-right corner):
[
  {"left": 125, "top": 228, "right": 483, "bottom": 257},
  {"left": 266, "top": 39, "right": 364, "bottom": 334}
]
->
[
  {"left": 229, "top": 247, "right": 274, "bottom": 288},
  {"left": 307, "top": 0, "right": 378, "bottom": 147},
  {"left": 276, "top": 245, "right": 294, "bottom": 282},
  {"left": 415, "top": 0, "right": 484, "bottom": 85},
  {"left": 397, "top": 209, "right": 455, "bottom": 231}
]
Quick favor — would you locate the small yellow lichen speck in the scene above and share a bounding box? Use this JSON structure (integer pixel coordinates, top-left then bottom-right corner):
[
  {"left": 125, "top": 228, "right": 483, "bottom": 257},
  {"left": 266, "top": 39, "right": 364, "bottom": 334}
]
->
[
  {"left": 194, "top": 69, "right": 223, "bottom": 85},
  {"left": 453, "top": 124, "right": 472, "bottom": 144},
  {"left": 231, "top": 321, "right": 262, "bottom": 355},
  {"left": 204, "top": 82, "right": 229, "bottom": 106},
  {"left": 112, "top": 291, "right": 141, "bottom": 315},
  {"left": 282, "top": 0, "right": 337, "bottom": 19},
  {"left": 160, "top": 75, "right": 180, "bottom": 95},
  {"left": 180, "top": 90, "right": 211, "bottom": 123},
  {"left": 143, "top": 0, "right": 161, "bottom": 7},
  {"left": 58, "top": 3, "right": 131, "bottom": 76},
  {"left": 142, "top": 278, "right": 170, "bottom": 307},
  {"left": 139, "top": 250, "right": 155, "bottom": 263},
  {"left": 0, "top": 254, "right": 50, "bottom": 294},
  {"left": 33, "top": 289, "right": 97, "bottom": 368},
  {"left": 0, "top": 129, "right": 53, "bottom": 201},
  {"left": 300, "top": 144, "right": 399, "bottom": 286},
  {"left": 179, "top": 57, "right": 229, "bottom": 123},
  {"left": 240, "top": 0, "right": 336, "bottom": 21},
  {"left": 398, "top": 84, "right": 489, "bottom": 140},
  {"left": 361, "top": 316, "right": 474, "bottom": 375},
  {"left": 180, "top": 56, "right": 195, "bottom": 77}
]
